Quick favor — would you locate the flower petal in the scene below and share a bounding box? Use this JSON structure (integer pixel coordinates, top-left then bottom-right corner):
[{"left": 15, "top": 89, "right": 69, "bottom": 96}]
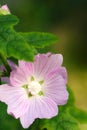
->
[
  {"left": 20, "top": 96, "right": 58, "bottom": 128},
  {"left": 18, "top": 60, "right": 34, "bottom": 77},
  {"left": 43, "top": 70, "right": 68, "bottom": 105},
  {"left": 10, "top": 68, "right": 28, "bottom": 87},
  {"left": 10, "top": 61, "right": 34, "bottom": 87},
  {"left": 57, "top": 67, "right": 67, "bottom": 84},
  {"left": 46, "top": 67, "right": 67, "bottom": 84},
  {"left": 34, "top": 54, "right": 63, "bottom": 78},
  {"left": 0, "top": 84, "right": 29, "bottom": 118}
]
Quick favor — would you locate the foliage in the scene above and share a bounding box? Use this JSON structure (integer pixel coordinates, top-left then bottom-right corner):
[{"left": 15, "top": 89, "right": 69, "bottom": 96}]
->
[{"left": 0, "top": 15, "right": 57, "bottom": 62}]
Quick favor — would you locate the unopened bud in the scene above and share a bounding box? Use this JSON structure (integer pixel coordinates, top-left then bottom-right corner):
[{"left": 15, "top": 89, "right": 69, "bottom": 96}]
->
[{"left": 0, "top": 5, "right": 10, "bottom": 15}]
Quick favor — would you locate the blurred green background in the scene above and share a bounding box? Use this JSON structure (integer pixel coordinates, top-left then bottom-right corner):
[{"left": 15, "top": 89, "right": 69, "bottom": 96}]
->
[{"left": 0, "top": 0, "right": 87, "bottom": 129}]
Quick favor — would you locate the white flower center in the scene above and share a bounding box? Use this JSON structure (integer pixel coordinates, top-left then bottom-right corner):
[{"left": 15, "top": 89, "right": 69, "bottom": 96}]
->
[
  {"left": 28, "top": 81, "right": 42, "bottom": 96},
  {"left": 22, "top": 77, "right": 44, "bottom": 97}
]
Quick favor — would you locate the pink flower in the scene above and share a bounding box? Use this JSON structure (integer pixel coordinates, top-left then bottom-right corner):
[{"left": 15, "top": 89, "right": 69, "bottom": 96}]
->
[
  {"left": 0, "top": 5, "right": 10, "bottom": 15},
  {"left": 0, "top": 53, "right": 68, "bottom": 128}
]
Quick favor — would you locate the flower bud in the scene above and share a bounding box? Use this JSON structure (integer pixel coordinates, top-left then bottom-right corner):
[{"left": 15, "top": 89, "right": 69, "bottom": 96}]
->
[{"left": 0, "top": 5, "right": 10, "bottom": 15}]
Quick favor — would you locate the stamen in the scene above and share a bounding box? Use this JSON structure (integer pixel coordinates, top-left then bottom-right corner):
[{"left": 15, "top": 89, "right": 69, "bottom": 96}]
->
[
  {"left": 39, "top": 80, "right": 44, "bottom": 85},
  {"left": 30, "top": 76, "right": 34, "bottom": 81},
  {"left": 22, "top": 84, "right": 28, "bottom": 89},
  {"left": 38, "top": 91, "right": 44, "bottom": 96},
  {"left": 22, "top": 78, "right": 44, "bottom": 97}
]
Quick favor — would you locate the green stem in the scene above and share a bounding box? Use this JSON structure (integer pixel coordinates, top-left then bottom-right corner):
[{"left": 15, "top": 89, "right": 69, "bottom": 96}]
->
[
  {"left": 0, "top": 53, "right": 11, "bottom": 76},
  {"left": 0, "top": 78, "right": 1, "bottom": 85}
]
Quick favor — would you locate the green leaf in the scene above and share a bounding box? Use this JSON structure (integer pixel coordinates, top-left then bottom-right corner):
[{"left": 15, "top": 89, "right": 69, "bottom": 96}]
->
[
  {"left": 0, "top": 35, "right": 7, "bottom": 56},
  {"left": 20, "top": 32, "right": 58, "bottom": 48},
  {"left": 0, "top": 15, "right": 19, "bottom": 27},
  {"left": 0, "top": 15, "right": 58, "bottom": 61},
  {"left": 67, "top": 87, "right": 87, "bottom": 124},
  {"left": 66, "top": 85, "right": 75, "bottom": 106},
  {"left": 0, "top": 15, "right": 34, "bottom": 61},
  {"left": 7, "top": 33, "right": 34, "bottom": 61},
  {"left": 70, "top": 107, "right": 87, "bottom": 124}
]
